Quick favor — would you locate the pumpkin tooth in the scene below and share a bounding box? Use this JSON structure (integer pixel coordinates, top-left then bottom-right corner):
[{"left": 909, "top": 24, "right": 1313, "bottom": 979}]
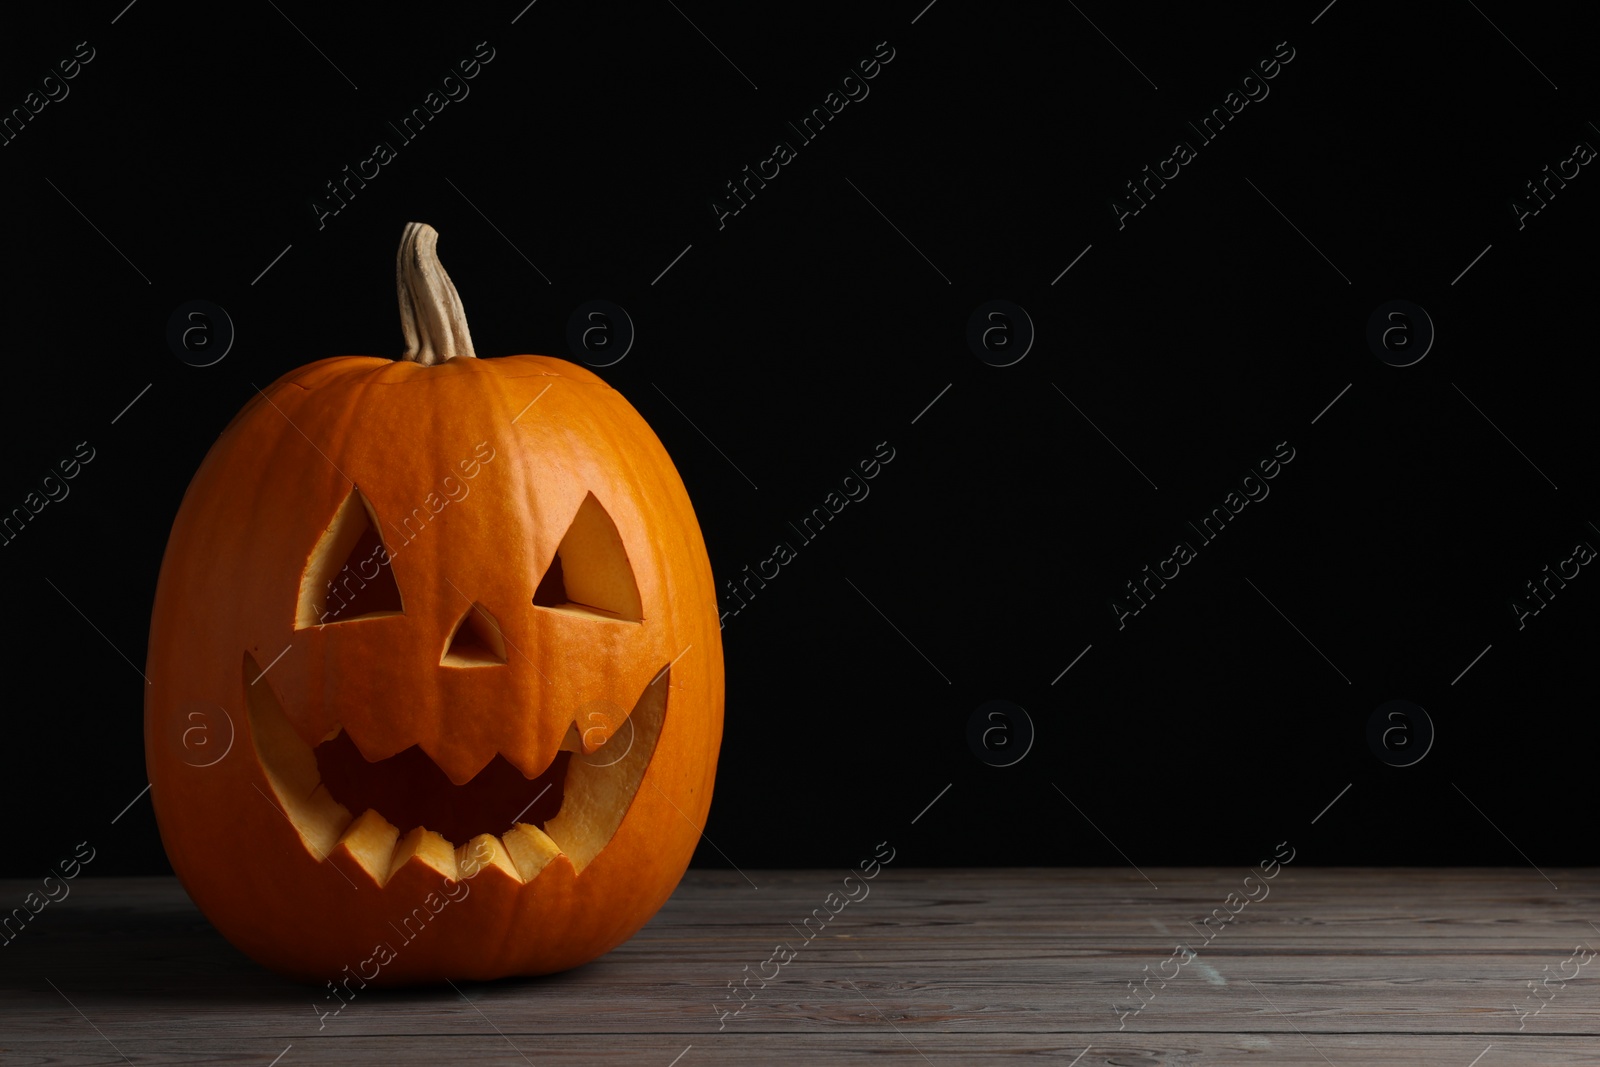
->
[
  {"left": 387, "top": 826, "right": 459, "bottom": 883},
  {"left": 456, "top": 833, "right": 521, "bottom": 883},
  {"left": 333, "top": 809, "right": 401, "bottom": 883},
  {"left": 298, "top": 785, "right": 356, "bottom": 859},
  {"left": 502, "top": 822, "right": 564, "bottom": 880}
]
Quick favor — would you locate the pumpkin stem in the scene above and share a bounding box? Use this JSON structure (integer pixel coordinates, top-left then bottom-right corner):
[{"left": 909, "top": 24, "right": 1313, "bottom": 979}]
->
[{"left": 397, "top": 222, "right": 477, "bottom": 365}]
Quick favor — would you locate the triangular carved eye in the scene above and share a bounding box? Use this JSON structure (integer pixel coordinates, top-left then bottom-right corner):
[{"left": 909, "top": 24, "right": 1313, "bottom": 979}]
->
[
  {"left": 296, "top": 489, "right": 403, "bottom": 629},
  {"left": 532, "top": 492, "right": 642, "bottom": 622}
]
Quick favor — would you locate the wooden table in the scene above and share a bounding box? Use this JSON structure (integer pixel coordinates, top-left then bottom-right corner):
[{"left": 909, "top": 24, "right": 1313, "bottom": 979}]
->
[{"left": 3, "top": 869, "right": 1595, "bottom": 1065}]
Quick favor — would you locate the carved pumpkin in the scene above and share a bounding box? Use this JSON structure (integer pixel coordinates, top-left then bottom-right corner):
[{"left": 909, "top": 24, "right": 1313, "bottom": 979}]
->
[{"left": 144, "top": 223, "right": 723, "bottom": 984}]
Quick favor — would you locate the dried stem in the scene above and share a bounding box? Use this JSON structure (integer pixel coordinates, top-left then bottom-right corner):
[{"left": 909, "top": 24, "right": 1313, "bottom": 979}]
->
[{"left": 397, "top": 222, "right": 476, "bottom": 365}]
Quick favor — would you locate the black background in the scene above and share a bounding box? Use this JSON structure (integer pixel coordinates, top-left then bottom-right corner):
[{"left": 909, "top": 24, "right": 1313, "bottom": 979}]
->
[{"left": 1, "top": 1, "right": 1595, "bottom": 878}]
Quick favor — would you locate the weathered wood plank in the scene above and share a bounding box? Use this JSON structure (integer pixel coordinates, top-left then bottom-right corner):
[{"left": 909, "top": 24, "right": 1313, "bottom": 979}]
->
[
  {"left": 0, "top": 1036, "right": 1593, "bottom": 1067},
  {"left": 2, "top": 869, "right": 1596, "bottom": 1065},
  {"left": 0, "top": 1034, "right": 1594, "bottom": 1067}
]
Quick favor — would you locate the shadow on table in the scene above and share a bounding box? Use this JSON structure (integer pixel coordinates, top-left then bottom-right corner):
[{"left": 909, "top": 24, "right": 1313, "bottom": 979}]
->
[{"left": 1, "top": 882, "right": 592, "bottom": 1007}]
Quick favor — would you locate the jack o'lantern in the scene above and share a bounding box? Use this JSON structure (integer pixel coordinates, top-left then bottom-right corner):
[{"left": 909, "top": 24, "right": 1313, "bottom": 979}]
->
[{"left": 144, "top": 223, "right": 723, "bottom": 984}]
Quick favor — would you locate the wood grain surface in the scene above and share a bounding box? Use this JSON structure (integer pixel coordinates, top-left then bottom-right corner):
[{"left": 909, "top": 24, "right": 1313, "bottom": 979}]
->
[{"left": 3, "top": 868, "right": 1596, "bottom": 1065}]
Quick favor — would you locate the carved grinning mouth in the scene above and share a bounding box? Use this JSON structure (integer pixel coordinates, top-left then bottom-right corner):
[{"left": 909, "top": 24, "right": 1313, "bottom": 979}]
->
[{"left": 245, "top": 652, "right": 668, "bottom": 883}]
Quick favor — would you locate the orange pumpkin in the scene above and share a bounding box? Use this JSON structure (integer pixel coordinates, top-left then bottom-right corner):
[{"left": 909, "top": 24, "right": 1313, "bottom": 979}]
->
[{"left": 144, "top": 223, "right": 723, "bottom": 984}]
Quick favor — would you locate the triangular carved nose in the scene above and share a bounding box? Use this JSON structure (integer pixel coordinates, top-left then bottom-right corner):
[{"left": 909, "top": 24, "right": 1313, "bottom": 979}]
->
[{"left": 442, "top": 603, "right": 506, "bottom": 667}]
